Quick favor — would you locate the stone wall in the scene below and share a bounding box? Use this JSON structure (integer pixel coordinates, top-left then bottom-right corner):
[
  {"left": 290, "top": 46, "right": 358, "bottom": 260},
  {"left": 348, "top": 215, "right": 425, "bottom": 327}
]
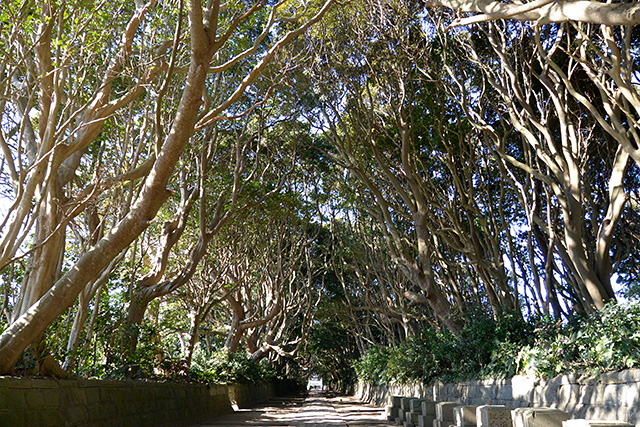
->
[
  {"left": 0, "top": 377, "right": 279, "bottom": 427},
  {"left": 228, "top": 382, "right": 276, "bottom": 409},
  {"left": 357, "top": 369, "right": 640, "bottom": 426}
]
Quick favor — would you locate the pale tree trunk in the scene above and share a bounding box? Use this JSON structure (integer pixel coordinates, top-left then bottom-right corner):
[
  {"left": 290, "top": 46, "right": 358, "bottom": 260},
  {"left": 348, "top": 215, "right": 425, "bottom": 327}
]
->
[
  {"left": 0, "top": 0, "right": 163, "bottom": 374},
  {"left": 225, "top": 297, "right": 245, "bottom": 354},
  {"left": 63, "top": 254, "right": 119, "bottom": 371},
  {"left": 119, "top": 0, "right": 337, "bottom": 359},
  {"left": 11, "top": 187, "right": 65, "bottom": 322},
  {"left": 444, "top": 21, "right": 623, "bottom": 312},
  {"left": 0, "top": 2, "right": 212, "bottom": 372},
  {"left": 185, "top": 311, "right": 202, "bottom": 367},
  {"left": 594, "top": 147, "right": 629, "bottom": 294},
  {"left": 425, "top": 0, "right": 640, "bottom": 26},
  {"left": 224, "top": 280, "right": 284, "bottom": 354}
]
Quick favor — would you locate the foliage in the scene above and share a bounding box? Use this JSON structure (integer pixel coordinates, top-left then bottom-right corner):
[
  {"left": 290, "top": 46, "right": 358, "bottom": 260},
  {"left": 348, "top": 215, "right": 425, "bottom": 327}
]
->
[
  {"left": 190, "top": 347, "right": 276, "bottom": 384},
  {"left": 518, "top": 302, "right": 640, "bottom": 378},
  {"left": 356, "top": 303, "right": 640, "bottom": 385},
  {"left": 354, "top": 311, "right": 532, "bottom": 384},
  {"left": 305, "top": 321, "right": 360, "bottom": 392}
]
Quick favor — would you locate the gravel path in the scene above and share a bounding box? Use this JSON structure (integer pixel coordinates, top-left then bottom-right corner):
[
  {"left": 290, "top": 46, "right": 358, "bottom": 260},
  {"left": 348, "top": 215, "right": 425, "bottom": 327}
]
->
[{"left": 191, "top": 391, "right": 393, "bottom": 427}]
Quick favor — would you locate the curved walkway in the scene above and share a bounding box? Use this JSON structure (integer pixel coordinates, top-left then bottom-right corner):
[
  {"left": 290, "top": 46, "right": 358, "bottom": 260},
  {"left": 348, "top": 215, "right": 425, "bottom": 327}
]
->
[{"left": 191, "top": 391, "right": 393, "bottom": 426}]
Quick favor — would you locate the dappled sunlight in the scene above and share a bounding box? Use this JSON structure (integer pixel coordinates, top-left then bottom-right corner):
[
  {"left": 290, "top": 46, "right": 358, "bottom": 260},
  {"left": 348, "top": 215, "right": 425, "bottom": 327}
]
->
[{"left": 194, "top": 391, "right": 392, "bottom": 426}]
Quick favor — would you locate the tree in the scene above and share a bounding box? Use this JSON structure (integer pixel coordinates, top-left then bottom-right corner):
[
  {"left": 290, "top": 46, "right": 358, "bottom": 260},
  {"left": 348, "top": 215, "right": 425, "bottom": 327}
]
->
[
  {"left": 442, "top": 20, "right": 630, "bottom": 311},
  {"left": 0, "top": 0, "right": 339, "bottom": 375},
  {"left": 424, "top": 0, "right": 640, "bottom": 27},
  {"left": 302, "top": 0, "right": 526, "bottom": 332}
]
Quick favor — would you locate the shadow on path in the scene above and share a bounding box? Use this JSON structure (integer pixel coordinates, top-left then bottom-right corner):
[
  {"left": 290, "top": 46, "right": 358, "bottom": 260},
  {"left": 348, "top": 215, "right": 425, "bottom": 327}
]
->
[{"left": 191, "top": 390, "right": 393, "bottom": 426}]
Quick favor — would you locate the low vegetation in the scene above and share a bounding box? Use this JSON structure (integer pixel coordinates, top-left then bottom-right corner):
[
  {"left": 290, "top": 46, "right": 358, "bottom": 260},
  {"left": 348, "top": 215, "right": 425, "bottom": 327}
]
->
[{"left": 355, "top": 302, "right": 640, "bottom": 385}]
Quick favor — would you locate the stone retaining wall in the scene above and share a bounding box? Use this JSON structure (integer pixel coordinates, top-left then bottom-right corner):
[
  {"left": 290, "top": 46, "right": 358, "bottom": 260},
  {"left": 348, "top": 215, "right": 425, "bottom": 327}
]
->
[
  {"left": 228, "top": 382, "right": 276, "bottom": 409},
  {"left": 0, "top": 377, "right": 279, "bottom": 427},
  {"left": 357, "top": 369, "right": 640, "bottom": 426}
]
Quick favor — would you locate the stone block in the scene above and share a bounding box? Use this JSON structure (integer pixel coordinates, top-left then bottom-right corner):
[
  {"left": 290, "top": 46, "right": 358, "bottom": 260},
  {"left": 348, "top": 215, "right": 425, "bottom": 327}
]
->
[
  {"left": 0, "top": 388, "right": 27, "bottom": 411},
  {"left": 25, "top": 389, "right": 59, "bottom": 409},
  {"left": 392, "top": 396, "right": 404, "bottom": 407},
  {"left": 418, "top": 414, "right": 437, "bottom": 427},
  {"left": 64, "top": 405, "right": 89, "bottom": 424},
  {"left": 85, "top": 404, "right": 105, "bottom": 422},
  {"left": 477, "top": 405, "right": 512, "bottom": 427},
  {"left": 558, "top": 384, "right": 581, "bottom": 407},
  {"left": 618, "top": 383, "right": 639, "bottom": 407},
  {"left": 404, "top": 412, "right": 422, "bottom": 427},
  {"left": 563, "top": 422, "right": 634, "bottom": 427},
  {"left": 0, "top": 410, "right": 26, "bottom": 426},
  {"left": 422, "top": 401, "right": 437, "bottom": 415},
  {"left": 601, "top": 384, "right": 619, "bottom": 407},
  {"left": 496, "top": 384, "right": 514, "bottom": 400},
  {"left": 627, "top": 408, "right": 640, "bottom": 426},
  {"left": 27, "top": 409, "right": 62, "bottom": 427},
  {"left": 0, "top": 377, "right": 34, "bottom": 389},
  {"left": 72, "top": 387, "right": 89, "bottom": 405},
  {"left": 58, "top": 379, "right": 80, "bottom": 389},
  {"left": 402, "top": 397, "right": 414, "bottom": 411},
  {"left": 542, "top": 384, "right": 559, "bottom": 407},
  {"left": 85, "top": 386, "right": 101, "bottom": 403},
  {"left": 478, "top": 386, "right": 493, "bottom": 402},
  {"left": 436, "top": 402, "right": 458, "bottom": 422},
  {"left": 512, "top": 407, "right": 568, "bottom": 427},
  {"left": 387, "top": 405, "right": 401, "bottom": 419},
  {"left": 411, "top": 398, "right": 426, "bottom": 413},
  {"left": 512, "top": 376, "right": 536, "bottom": 402},
  {"left": 600, "top": 370, "right": 640, "bottom": 384},
  {"left": 577, "top": 374, "right": 599, "bottom": 386},
  {"left": 29, "top": 379, "right": 58, "bottom": 389},
  {"left": 454, "top": 405, "right": 478, "bottom": 426},
  {"left": 578, "top": 386, "right": 594, "bottom": 405}
]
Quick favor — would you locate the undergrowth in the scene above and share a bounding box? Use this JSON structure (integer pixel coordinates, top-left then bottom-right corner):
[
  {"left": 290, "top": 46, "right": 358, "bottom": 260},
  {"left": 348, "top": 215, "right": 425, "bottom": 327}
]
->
[{"left": 354, "top": 302, "right": 640, "bottom": 384}]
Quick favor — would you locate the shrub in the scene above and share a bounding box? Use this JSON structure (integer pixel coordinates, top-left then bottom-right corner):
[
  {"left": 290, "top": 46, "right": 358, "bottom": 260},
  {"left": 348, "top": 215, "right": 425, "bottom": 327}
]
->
[
  {"left": 355, "top": 312, "right": 531, "bottom": 384},
  {"left": 190, "top": 347, "right": 275, "bottom": 384},
  {"left": 519, "top": 302, "right": 640, "bottom": 378},
  {"left": 354, "top": 302, "right": 640, "bottom": 385}
]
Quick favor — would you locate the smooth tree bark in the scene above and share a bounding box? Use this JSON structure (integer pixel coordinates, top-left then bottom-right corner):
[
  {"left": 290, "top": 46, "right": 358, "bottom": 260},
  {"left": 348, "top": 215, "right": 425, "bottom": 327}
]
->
[
  {"left": 120, "top": 0, "right": 338, "bottom": 358},
  {"left": 443, "top": 21, "right": 626, "bottom": 311},
  {"left": 423, "top": 0, "right": 640, "bottom": 26},
  {"left": 1, "top": 0, "right": 166, "bottom": 373},
  {"left": 248, "top": 244, "right": 319, "bottom": 362},
  {"left": 123, "top": 111, "right": 292, "bottom": 356},
  {"left": 223, "top": 219, "right": 311, "bottom": 354},
  {"left": 307, "top": 0, "right": 523, "bottom": 331},
  {"left": 429, "top": 0, "right": 640, "bottom": 169}
]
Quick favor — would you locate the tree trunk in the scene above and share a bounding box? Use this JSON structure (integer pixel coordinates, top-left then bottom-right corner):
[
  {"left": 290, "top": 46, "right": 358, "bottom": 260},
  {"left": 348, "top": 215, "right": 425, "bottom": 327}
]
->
[
  {"left": 185, "top": 310, "right": 202, "bottom": 367},
  {"left": 594, "top": 147, "right": 629, "bottom": 299},
  {"left": 0, "top": 47, "right": 210, "bottom": 374}
]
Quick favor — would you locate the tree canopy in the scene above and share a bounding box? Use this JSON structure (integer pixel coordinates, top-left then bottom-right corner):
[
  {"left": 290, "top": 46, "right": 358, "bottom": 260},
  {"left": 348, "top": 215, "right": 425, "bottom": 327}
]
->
[{"left": 0, "top": 0, "right": 639, "bottom": 385}]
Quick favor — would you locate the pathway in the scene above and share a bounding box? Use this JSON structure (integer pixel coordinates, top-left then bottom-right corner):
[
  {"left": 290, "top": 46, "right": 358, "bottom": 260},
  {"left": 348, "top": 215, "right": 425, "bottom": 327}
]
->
[{"left": 190, "top": 391, "right": 393, "bottom": 426}]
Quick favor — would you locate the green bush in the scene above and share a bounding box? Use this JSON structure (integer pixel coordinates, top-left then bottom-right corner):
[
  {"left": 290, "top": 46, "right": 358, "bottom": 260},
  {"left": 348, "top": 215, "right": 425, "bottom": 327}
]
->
[
  {"left": 190, "top": 347, "right": 276, "bottom": 384},
  {"left": 519, "top": 302, "right": 640, "bottom": 378},
  {"left": 355, "top": 302, "right": 640, "bottom": 385},
  {"left": 355, "top": 312, "right": 531, "bottom": 384},
  {"left": 353, "top": 346, "right": 391, "bottom": 385}
]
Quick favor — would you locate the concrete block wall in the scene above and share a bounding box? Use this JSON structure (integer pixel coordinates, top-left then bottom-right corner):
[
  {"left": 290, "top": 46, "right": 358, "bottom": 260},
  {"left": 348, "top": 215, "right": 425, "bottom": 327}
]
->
[
  {"left": 357, "top": 369, "right": 640, "bottom": 426},
  {"left": 0, "top": 376, "right": 277, "bottom": 427}
]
